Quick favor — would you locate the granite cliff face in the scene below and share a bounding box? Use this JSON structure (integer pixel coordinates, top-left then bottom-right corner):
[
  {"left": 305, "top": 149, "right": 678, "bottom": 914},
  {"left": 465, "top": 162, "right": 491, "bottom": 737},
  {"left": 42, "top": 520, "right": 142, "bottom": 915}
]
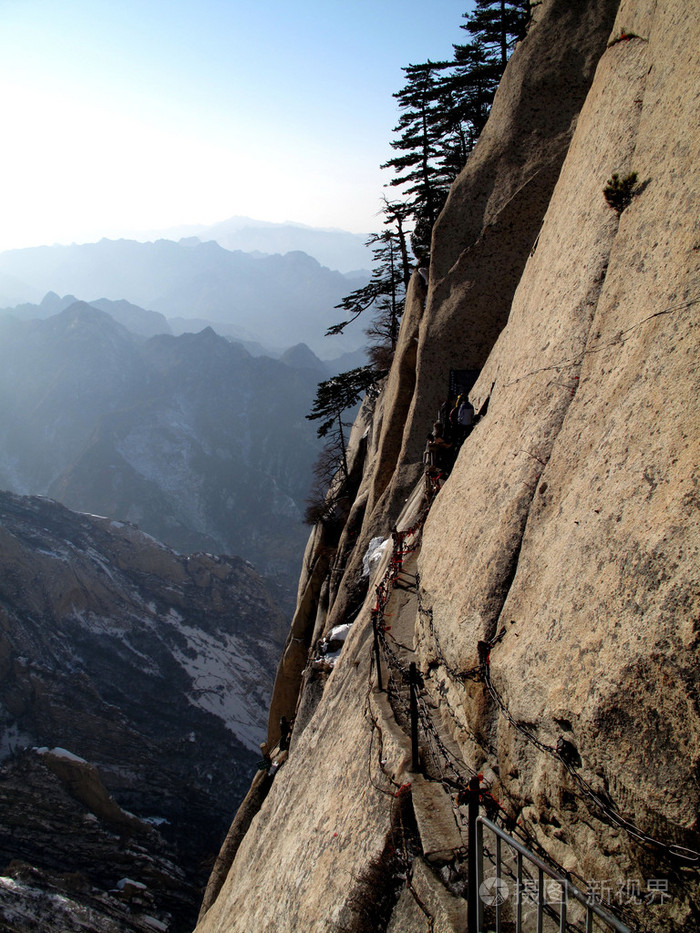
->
[{"left": 196, "top": 2, "right": 699, "bottom": 931}]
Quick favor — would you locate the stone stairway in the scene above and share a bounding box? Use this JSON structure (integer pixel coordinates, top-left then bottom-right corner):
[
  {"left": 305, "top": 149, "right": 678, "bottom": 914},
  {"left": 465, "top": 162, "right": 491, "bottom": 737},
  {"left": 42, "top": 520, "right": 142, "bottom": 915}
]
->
[{"left": 373, "top": 547, "right": 476, "bottom": 933}]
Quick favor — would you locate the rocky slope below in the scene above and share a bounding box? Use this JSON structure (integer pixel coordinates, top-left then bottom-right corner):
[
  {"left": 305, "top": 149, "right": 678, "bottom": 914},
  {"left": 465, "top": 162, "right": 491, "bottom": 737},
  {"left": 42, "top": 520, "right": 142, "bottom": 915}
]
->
[
  {"left": 0, "top": 491, "right": 286, "bottom": 931},
  {"left": 195, "top": 2, "right": 699, "bottom": 932},
  {"left": 0, "top": 749, "right": 195, "bottom": 933}
]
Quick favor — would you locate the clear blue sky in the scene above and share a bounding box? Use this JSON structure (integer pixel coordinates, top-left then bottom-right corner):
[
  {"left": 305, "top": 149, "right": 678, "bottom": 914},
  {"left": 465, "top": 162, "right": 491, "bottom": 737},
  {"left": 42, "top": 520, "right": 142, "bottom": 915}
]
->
[{"left": 0, "top": 0, "right": 474, "bottom": 251}]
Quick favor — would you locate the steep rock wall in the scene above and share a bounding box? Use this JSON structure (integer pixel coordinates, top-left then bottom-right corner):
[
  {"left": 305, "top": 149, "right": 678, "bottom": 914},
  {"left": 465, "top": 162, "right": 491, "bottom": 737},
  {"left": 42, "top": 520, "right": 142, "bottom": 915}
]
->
[
  {"left": 400, "top": 0, "right": 620, "bottom": 471},
  {"left": 418, "top": 0, "right": 700, "bottom": 925},
  {"left": 196, "top": 1, "right": 698, "bottom": 931},
  {"left": 302, "top": 0, "right": 621, "bottom": 663}
]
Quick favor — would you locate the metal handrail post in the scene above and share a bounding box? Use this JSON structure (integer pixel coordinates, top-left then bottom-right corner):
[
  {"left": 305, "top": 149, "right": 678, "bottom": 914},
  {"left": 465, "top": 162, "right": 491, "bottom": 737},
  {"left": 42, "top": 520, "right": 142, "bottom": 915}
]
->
[
  {"left": 468, "top": 776, "right": 480, "bottom": 933},
  {"left": 496, "top": 834, "right": 502, "bottom": 933},
  {"left": 477, "top": 816, "right": 632, "bottom": 933},
  {"left": 477, "top": 816, "right": 485, "bottom": 931},
  {"left": 560, "top": 879, "right": 567, "bottom": 932},
  {"left": 409, "top": 662, "right": 419, "bottom": 771},
  {"left": 372, "top": 613, "right": 383, "bottom": 692}
]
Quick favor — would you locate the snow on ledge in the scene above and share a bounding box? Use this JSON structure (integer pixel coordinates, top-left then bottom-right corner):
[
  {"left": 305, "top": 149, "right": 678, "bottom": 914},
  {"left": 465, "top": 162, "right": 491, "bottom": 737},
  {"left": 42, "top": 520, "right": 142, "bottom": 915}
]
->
[
  {"left": 362, "top": 536, "right": 389, "bottom": 577},
  {"left": 329, "top": 623, "right": 351, "bottom": 643},
  {"left": 142, "top": 917, "right": 169, "bottom": 932},
  {"left": 116, "top": 878, "right": 147, "bottom": 891},
  {"left": 35, "top": 746, "right": 87, "bottom": 764}
]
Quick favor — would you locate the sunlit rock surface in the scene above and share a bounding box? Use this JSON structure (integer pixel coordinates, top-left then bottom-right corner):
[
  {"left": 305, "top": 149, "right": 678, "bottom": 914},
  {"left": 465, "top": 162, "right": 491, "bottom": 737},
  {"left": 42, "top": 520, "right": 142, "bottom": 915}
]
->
[{"left": 196, "top": 1, "right": 699, "bottom": 931}]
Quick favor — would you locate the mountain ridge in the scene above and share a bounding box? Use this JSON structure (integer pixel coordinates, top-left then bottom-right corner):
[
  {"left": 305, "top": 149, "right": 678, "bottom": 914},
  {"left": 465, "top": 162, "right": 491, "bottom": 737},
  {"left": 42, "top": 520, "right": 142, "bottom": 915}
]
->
[
  {"left": 0, "top": 237, "right": 369, "bottom": 355},
  {"left": 127, "top": 215, "right": 372, "bottom": 273},
  {"left": 0, "top": 304, "right": 324, "bottom": 611}
]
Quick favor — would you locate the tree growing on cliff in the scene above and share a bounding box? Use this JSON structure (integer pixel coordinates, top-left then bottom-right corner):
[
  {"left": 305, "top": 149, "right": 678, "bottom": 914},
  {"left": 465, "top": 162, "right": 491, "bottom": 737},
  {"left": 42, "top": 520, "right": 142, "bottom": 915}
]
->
[
  {"left": 462, "top": 0, "right": 531, "bottom": 68},
  {"left": 362, "top": 229, "right": 405, "bottom": 371},
  {"left": 320, "top": 2, "right": 534, "bottom": 372},
  {"left": 303, "top": 444, "right": 347, "bottom": 526},
  {"left": 430, "top": 2, "right": 529, "bottom": 188},
  {"left": 328, "top": 226, "right": 407, "bottom": 361},
  {"left": 380, "top": 5, "right": 529, "bottom": 260},
  {"left": 382, "top": 60, "right": 451, "bottom": 240},
  {"left": 304, "top": 366, "right": 378, "bottom": 524},
  {"left": 327, "top": 198, "right": 411, "bottom": 370},
  {"left": 603, "top": 171, "right": 639, "bottom": 214},
  {"left": 436, "top": 39, "right": 502, "bottom": 180},
  {"left": 382, "top": 196, "right": 413, "bottom": 290}
]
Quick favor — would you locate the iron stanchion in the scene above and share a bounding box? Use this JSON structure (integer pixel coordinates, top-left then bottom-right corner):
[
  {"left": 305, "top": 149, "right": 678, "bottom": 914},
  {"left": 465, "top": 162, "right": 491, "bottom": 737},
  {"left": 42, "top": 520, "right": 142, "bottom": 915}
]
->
[
  {"left": 372, "top": 611, "right": 383, "bottom": 692},
  {"left": 468, "top": 775, "right": 481, "bottom": 933},
  {"left": 409, "top": 662, "right": 419, "bottom": 771}
]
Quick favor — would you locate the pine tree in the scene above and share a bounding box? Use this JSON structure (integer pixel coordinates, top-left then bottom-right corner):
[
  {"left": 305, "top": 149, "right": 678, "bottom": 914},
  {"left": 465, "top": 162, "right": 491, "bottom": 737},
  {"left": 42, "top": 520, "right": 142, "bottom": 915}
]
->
[
  {"left": 304, "top": 365, "right": 379, "bottom": 525},
  {"left": 307, "top": 4, "right": 535, "bottom": 525},
  {"left": 327, "top": 202, "right": 409, "bottom": 348},
  {"left": 437, "top": 39, "right": 502, "bottom": 180},
  {"left": 303, "top": 444, "right": 347, "bottom": 525},
  {"left": 362, "top": 231, "right": 406, "bottom": 370},
  {"left": 306, "top": 366, "right": 378, "bottom": 483},
  {"left": 381, "top": 60, "right": 451, "bottom": 235},
  {"left": 462, "top": 0, "right": 530, "bottom": 69},
  {"left": 382, "top": 197, "right": 413, "bottom": 290},
  {"left": 418, "top": 3, "right": 529, "bottom": 214}
]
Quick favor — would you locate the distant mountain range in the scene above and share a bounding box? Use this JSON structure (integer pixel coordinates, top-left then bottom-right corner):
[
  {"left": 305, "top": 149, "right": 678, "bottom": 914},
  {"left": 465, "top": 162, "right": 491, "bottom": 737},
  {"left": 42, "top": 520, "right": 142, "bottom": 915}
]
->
[
  {"left": 0, "top": 220, "right": 375, "bottom": 931},
  {"left": 151, "top": 215, "right": 372, "bottom": 274},
  {"left": 0, "top": 302, "right": 340, "bottom": 611},
  {"left": 0, "top": 234, "right": 370, "bottom": 356},
  {"left": 4, "top": 290, "right": 173, "bottom": 338}
]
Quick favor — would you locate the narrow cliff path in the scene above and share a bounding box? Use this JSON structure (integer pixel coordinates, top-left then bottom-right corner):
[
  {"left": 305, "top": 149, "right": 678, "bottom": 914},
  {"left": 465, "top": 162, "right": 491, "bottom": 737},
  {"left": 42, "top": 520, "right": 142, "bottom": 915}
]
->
[
  {"left": 366, "top": 516, "right": 562, "bottom": 932},
  {"left": 368, "top": 540, "right": 475, "bottom": 931},
  {"left": 361, "top": 499, "right": 577, "bottom": 930},
  {"left": 363, "top": 486, "right": 653, "bottom": 933},
  {"left": 377, "top": 548, "right": 476, "bottom": 796}
]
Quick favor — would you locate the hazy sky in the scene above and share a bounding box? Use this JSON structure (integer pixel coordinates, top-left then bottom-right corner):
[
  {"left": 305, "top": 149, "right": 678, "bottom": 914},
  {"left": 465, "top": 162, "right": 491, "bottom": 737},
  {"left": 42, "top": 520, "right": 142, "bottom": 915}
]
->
[{"left": 0, "top": 0, "right": 474, "bottom": 252}]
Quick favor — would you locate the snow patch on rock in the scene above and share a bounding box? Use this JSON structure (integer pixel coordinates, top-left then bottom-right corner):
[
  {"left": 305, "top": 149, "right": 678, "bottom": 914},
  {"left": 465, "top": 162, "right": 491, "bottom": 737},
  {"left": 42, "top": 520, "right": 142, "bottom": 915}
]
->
[{"left": 362, "top": 536, "right": 389, "bottom": 577}]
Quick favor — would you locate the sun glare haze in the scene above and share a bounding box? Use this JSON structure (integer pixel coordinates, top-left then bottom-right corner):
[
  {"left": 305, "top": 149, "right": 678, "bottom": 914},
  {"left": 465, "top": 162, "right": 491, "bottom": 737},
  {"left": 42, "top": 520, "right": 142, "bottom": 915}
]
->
[{"left": 0, "top": 0, "right": 472, "bottom": 252}]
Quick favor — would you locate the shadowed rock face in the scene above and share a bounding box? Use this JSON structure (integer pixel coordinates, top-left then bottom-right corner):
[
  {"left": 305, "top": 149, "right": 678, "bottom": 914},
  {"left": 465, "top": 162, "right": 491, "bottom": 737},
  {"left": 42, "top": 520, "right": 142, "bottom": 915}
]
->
[
  {"left": 195, "top": 2, "right": 699, "bottom": 932},
  {"left": 0, "top": 751, "right": 197, "bottom": 933},
  {"left": 0, "top": 490, "right": 286, "bottom": 931}
]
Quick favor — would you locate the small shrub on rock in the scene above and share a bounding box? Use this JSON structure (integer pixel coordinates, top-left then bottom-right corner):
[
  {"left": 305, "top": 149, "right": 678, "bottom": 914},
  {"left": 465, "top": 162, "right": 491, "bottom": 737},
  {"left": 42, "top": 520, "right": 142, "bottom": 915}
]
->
[{"left": 603, "top": 171, "right": 639, "bottom": 214}]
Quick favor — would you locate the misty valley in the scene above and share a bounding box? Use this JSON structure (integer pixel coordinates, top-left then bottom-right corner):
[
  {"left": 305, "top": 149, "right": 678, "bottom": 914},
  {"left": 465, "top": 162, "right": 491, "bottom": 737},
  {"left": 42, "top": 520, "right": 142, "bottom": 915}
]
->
[{"left": 0, "top": 231, "right": 367, "bottom": 931}]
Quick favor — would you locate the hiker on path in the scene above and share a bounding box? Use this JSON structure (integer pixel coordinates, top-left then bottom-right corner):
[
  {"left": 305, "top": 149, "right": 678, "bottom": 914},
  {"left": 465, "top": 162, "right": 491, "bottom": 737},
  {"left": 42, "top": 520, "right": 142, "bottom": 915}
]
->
[
  {"left": 456, "top": 396, "right": 475, "bottom": 446},
  {"left": 426, "top": 422, "right": 453, "bottom": 472},
  {"left": 279, "top": 716, "right": 292, "bottom": 751}
]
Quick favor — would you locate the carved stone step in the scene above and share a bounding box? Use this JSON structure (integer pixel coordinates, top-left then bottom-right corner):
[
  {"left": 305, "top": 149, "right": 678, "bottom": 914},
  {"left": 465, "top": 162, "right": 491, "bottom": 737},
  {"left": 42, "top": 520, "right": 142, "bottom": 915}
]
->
[
  {"left": 411, "top": 774, "right": 466, "bottom": 864},
  {"left": 388, "top": 857, "right": 468, "bottom": 933}
]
